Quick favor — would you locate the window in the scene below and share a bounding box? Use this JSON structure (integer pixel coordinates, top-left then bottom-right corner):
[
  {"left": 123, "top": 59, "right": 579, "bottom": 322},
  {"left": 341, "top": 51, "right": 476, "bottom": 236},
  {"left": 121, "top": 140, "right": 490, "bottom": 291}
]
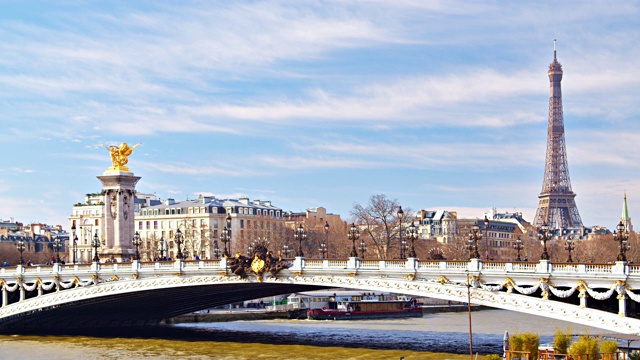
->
[
  {"left": 154, "top": 221, "right": 158, "bottom": 229},
  {"left": 214, "top": 219, "right": 219, "bottom": 228},
  {"left": 95, "top": 219, "right": 99, "bottom": 226},
  {"left": 146, "top": 221, "right": 150, "bottom": 229},
  {"left": 240, "top": 219, "right": 244, "bottom": 228},
  {"left": 139, "top": 221, "right": 143, "bottom": 230}
]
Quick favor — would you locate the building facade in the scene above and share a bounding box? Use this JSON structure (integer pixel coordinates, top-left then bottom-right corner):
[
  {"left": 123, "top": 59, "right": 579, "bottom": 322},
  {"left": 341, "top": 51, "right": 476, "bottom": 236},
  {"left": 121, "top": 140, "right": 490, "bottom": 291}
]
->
[
  {"left": 135, "top": 195, "right": 284, "bottom": 260},
  {"left": 416, "top": 209, "right": 458, "bottom": 243}
]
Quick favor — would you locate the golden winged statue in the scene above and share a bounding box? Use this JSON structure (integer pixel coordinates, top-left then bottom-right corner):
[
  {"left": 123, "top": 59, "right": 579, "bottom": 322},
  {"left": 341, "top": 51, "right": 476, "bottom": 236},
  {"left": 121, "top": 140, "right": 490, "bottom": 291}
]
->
[{"left": 103, "top": 142, "right": 141, "bottom": 172}]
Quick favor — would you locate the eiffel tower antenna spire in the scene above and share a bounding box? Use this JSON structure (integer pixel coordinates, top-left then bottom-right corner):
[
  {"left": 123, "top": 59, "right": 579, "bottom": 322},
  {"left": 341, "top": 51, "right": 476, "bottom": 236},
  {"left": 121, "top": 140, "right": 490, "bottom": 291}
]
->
[{"left": 533, "top": 41, "right": 583, "bottom": 229}]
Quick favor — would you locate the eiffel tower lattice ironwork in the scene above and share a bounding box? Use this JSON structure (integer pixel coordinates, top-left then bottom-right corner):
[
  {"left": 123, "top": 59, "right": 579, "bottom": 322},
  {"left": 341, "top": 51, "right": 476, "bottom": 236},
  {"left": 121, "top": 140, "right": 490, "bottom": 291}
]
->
[{"left": 533, "top": 43, "right": 583, "bottom": 229}]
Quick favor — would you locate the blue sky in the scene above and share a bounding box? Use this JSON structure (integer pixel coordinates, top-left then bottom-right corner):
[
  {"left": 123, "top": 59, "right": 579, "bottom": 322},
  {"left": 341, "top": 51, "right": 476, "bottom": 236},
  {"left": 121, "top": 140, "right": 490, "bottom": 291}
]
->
[{"left": 1, "top": 1, "right": 639, "bottom": 230}]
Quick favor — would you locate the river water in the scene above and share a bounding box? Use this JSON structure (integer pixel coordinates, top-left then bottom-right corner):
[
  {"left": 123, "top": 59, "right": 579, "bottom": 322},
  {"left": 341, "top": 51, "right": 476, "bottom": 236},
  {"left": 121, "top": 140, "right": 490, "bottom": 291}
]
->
[{"left": 0, "top": 309, "right": 606, "bottom": 359}]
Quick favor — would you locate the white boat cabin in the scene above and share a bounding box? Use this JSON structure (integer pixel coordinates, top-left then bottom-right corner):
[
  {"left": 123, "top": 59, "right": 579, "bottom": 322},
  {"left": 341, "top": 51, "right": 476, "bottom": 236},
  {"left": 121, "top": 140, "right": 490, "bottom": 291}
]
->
[{"left": 286, "top": 290, "right": 410, "bottom": 310}]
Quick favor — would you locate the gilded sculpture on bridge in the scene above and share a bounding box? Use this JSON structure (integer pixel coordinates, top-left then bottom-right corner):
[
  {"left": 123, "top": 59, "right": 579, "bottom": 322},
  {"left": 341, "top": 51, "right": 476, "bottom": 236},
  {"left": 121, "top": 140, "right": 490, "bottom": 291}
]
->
[
  {"left": 103, "top": 142, "right": 141, "bottom": 172},
  {"left": 227, "top": 244, "right": 289, "bottom": 281}
]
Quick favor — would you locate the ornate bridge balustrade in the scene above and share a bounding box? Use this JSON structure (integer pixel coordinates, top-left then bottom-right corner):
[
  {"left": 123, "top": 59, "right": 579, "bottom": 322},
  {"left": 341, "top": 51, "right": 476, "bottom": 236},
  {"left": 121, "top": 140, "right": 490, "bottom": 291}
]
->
[{"left": 1, "top": 257, "right": 640, "bottom": 334}]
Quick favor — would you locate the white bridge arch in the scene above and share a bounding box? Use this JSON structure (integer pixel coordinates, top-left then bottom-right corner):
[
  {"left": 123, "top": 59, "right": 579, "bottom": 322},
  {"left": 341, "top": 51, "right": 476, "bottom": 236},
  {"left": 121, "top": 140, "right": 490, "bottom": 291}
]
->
[{"left": 1, "top": 257, "right": 639, "bottom": 334}]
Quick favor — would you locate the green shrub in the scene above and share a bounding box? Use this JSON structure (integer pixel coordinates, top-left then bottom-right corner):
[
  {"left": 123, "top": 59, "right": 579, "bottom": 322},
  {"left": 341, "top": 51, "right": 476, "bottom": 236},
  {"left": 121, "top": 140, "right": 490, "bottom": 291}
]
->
[
  {"left": 568, "top": 335, "right": 598, "bottom": 358},
  {"left": 483, "top": 355, "right": 502, "bottom": 360},
  {"left": 600, "top": 340, "right": 618, "bottom": 359},
  {"left": 553, "top": 327, "right": 572, "bottom": 355},
  {"left": 510, "top": 332, "right": 539, "bottom": 359}
]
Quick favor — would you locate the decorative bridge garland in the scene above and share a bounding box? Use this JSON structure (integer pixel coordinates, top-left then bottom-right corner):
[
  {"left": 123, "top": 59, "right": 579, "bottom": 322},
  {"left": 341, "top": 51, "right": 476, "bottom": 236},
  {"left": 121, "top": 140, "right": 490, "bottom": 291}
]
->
[{"left": 463, "top": 277, "right": 637, "bottom": 302}]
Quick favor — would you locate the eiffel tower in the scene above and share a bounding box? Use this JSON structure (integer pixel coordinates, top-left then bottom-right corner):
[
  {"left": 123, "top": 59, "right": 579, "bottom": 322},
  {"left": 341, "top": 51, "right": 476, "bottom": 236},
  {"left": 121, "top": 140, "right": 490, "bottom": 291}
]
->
[{"left": 533, "top": 42, "right": 583, "bottom": 229}]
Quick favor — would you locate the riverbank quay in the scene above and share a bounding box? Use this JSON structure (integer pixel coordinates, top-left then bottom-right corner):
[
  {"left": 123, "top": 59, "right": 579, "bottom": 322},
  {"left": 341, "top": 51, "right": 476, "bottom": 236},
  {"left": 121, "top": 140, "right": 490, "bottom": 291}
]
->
[{"left": 165, "top": 304, "right": 484, "bottom": 324}]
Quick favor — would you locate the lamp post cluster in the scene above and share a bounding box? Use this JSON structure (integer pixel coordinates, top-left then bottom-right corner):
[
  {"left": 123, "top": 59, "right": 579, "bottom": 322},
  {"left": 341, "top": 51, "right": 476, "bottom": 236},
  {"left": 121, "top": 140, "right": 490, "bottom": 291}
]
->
[
  {"left": 219, "top": 214, "right": 232, "bottom": 258},
  {"left": 174, "top": 229, "right": 185, "bottom": 260},
  {"left": 71, "top": 224, "right": 78, "bottom": 264},
  {"left": 564, "top": 232, "right": 576, "bottom": 263},
  {"left": 538, "top": 223, "right": 552, "bottom": 261},
  {"left": 212, "top": 240, "right": 221, "bottom": 259},
  {"left": 614, "top": 220, "right": 630, "bottom": 262},
  {"left": 398, "top": 206, "right": 405, "bottom": 259},
  {"left": 407, "top": 221, "right": 418, "bottom": 258},
  {"left": 483, "top": 216, "right": 490, "bottom": 260},
  {"left": 467, "top": 223, "right": 482, "bottom": 260},
  {"left": 158, "top": 236, "right": 168, "bottom": 260},
  {"left": 513, "top": 236, "right": 524, "bottom": 262},
  {"left": 319, "top": 221, "right": 329, "bottom": 259},
  {"left": 282, "top": 243, "right": 292, "bottom": 259},
  {"left": 348, "top": 223, "right": 360, "bottom": 257},
  {"left": 16, "top": 238, "right": 25, "bottom": 265},
  {"left": 91, "top": 231, "right": 100, "bottom": 263},
  {"left": 132, "top": 231, "right": 142, "bottom": 261},
  {"left": 52, "top": 235, "right": 62, "bottom": 263},
  {"left": 358, "top": 238, "right": 367, "bottom": 259},
  {"left": 294, "top": 224, "right": 307, "bottom": 257}
]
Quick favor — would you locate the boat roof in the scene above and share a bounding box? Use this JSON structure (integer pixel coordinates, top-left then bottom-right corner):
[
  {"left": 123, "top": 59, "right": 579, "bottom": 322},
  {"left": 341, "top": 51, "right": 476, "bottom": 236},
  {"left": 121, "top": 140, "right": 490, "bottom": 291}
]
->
[{"left": 289, "top": 290, "right": 399, "bottom": 297}]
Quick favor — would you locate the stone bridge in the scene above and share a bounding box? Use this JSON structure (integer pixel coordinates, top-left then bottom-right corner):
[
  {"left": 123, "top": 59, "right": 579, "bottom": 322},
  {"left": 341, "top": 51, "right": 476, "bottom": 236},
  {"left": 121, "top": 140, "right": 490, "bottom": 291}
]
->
[{"left": 1, "top": 257, "right": 639, "bottom": 334}]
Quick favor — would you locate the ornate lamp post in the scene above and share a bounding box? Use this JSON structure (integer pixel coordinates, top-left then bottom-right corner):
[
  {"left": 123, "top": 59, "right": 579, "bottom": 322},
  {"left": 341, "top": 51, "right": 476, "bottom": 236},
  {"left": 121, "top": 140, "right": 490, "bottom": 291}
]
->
[
  {"left": 564, "top": 232, "right": 576, "bottom": 263},
  {"left": 614, "top": 220, "right": 630, "bottom": 262},
  {"left": 158, "top": 236, "right": 167, "bottom": 260},
  {"left": 538, "top": 222, "right": 552, "bottom": 260},
  {"left": 513, "top": 236, "right": 524, "bottom": 261},
  {"left": 319, "top": 242, "right": 328, "bottom": 259},
  {"left": 132, "top": 231, "right": 142, "bottom": 261},
  {"left": 282, "top": 243, "right": 292, "bottom": 259},
  {"left": 53, "top": 235, "right": 62, "bottom": 263},
  {"left": 319, "top": 221, "right": 329, "bottom": 259},
  {"left": 71, "top": 224, "right": 78, "bottom": 264},
  {"left": 358, "top": 239, "right": 367, "bottom": 259},
  {"left": 407, "top": 221, "right": 418, "bottom": 258},
  {"left": 397, "top": 206, "right": 404, "bottom": 259},
  {"left": 348, "top": 223, "right": 360, "bottom": 257},
  {"left": 483, "top": 216, "right": 490, "bottom": 260},
  {"left": 212, "top": 240, "right": 221, "bottom": 259},
  {"left": 467, "top": 223, "right": 482, "bottom": 260},
  {"left": 91, "top": 231, "right": 100, "bottom": 263},
  {"left": 220, "top": 214, "right": 232, "bottom": 257},
  {"left": 175, "top": 229, "right": 185, "bottom": 260},
  {"left": 16, "top": 238, "right": 26, "bottom": 265},
  {"left": 294, "top": 224, "right": 307, "bottom": 257}
]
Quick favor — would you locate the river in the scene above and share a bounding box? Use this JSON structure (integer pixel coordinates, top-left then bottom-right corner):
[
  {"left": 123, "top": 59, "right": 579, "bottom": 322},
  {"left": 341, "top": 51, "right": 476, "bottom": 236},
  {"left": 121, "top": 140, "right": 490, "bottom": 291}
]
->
[{"left": 0, "top": 309, "right": 606, "bottom": 359}]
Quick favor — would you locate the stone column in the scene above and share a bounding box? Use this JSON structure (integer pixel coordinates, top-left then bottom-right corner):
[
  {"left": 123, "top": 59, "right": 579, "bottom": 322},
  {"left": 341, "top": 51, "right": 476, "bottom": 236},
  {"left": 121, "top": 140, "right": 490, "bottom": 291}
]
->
[
  {"left": 618, "top": 293, "right": 627, "bottom": 317},
  {"left": 98, "top": 170, "right": 140, "bottom": 262}
]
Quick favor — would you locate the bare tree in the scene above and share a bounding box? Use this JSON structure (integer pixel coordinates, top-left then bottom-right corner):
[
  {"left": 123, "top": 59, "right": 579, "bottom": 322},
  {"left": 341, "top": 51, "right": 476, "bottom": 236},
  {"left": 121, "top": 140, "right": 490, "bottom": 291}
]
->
[{"left": 351, "top": 194, "right": 410, "bottom": 259}]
